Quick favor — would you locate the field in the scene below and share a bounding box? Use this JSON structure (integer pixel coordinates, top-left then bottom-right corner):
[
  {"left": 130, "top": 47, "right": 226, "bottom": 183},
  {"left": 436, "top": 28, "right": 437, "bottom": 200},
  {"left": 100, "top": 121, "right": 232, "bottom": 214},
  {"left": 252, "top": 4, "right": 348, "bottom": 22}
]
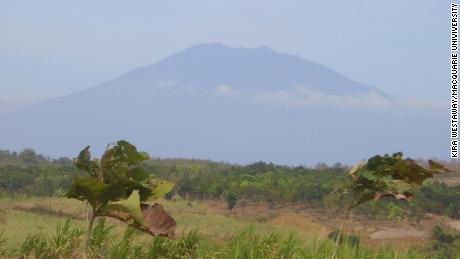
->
[
  {"left": 0, "top": 196, "right": 458, "bottom": 258},
  {"left": 0, "top": 149, "right": 459, "bottom": 258}
]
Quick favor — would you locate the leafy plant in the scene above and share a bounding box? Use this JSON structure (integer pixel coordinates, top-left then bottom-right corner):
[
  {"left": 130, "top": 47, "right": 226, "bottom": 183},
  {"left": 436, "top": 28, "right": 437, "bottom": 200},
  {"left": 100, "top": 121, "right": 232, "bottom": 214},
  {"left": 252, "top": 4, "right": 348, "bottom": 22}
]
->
[
  {"left": 224, "top": 192, "right": 238, "bottom": 210},
  {"left": 66, "top": 140, "right": 176, "bottom": 256},
  {"left": 49, "top": 219, "right": 84, "bottom": 258},
  {"left": 346, "top": 153, "right": 448, "bottom": 208},
  {"left": 328, "top": 152, "right": 449, "bottom": 258}
]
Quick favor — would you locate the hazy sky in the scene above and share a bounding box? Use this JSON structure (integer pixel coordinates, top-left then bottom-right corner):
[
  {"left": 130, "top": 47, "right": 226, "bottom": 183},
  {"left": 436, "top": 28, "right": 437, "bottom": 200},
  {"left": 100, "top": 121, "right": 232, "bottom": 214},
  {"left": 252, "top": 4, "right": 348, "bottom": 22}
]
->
[{"left": 0, "top": 0, "right": 450, "bottom": 101}]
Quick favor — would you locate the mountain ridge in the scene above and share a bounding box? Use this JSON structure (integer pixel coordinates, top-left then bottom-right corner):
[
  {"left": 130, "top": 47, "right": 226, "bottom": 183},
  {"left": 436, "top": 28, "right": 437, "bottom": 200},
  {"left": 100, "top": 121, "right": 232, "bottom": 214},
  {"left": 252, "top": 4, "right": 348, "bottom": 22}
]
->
[
  {"left": 37, "top": 42, "right": 384, "bottom": 101},
  {"left": 0, "top": 43, "right": 445, "bottom": 165}
]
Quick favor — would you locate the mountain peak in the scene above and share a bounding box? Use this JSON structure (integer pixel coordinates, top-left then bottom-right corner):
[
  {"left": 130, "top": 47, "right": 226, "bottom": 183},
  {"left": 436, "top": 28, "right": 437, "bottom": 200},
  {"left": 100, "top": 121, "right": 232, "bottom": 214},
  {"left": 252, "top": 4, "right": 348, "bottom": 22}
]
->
[
  {"left": 187, "top": 42, "right": 229, "bottom": 49},
  {"left": 0, "top": 43, "right": 443, "bottom": 165},
  {"left": 134, "top": 43, "right": 381, "bottom": 96},
  {"left": 179, "top": 43, "right": 279, "bottom": 56}
]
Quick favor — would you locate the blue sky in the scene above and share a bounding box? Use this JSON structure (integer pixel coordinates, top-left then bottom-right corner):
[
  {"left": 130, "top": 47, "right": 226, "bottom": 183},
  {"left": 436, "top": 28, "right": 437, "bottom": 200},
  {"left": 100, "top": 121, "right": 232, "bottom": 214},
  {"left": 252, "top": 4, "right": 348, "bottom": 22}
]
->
[{"left": 0, "top": 0, "right": 450, "bottom": 101}]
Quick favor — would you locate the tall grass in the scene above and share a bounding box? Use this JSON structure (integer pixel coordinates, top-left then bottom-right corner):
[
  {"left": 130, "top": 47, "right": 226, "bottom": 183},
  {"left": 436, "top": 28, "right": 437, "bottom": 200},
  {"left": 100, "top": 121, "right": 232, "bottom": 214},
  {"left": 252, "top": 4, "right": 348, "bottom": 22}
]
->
[
  {"left": 18, "top": 219, "right": 83, "bottom": 258},
  {"left": 213, "top": 226, "right": 426, "bottom": 259},
  {"left": 0, "top": 221, "right": 458, "bottom": 258}
]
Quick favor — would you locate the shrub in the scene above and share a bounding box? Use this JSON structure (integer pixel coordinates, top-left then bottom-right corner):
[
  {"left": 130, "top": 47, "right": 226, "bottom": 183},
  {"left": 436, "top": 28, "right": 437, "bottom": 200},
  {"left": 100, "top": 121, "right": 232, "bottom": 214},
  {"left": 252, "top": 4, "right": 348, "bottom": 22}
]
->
[
  {"left": 427, "top": 225, "right": 460, "bottom": 259},
  {"left": 224, "top": 193, "right": 238, "bottom": 210}
]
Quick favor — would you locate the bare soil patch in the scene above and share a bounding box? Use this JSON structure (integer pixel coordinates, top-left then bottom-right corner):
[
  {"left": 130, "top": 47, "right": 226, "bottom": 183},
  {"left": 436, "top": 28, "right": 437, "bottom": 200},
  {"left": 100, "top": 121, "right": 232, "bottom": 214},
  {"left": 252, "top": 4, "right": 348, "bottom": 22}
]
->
[
  {"left": 448, "top": 220, "right": 460, "bottom": 230},
  {"left": 370, "top": 228, "right": 426, "bottom": 240},
  {"left": 200, "top": 200, "right": 458, "bottom": 248},
  {"left": 435, "top": 176, "right": 460, "bottom": 186}
]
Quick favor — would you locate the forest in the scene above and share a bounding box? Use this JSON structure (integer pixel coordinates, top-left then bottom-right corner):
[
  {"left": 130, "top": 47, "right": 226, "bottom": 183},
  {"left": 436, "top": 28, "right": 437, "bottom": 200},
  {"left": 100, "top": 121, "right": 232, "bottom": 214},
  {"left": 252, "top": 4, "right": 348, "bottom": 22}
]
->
[{"left": 1, "top": 148, "right": 459, "bottom": 221}]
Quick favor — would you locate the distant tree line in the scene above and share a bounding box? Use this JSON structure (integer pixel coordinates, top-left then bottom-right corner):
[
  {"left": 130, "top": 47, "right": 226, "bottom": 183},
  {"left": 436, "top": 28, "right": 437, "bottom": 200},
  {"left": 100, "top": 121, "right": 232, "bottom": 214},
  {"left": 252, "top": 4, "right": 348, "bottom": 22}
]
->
[
  {"left": 0, "top": 148, "right": 459, "bottom": 219},
  {"left": 145, "top": 160, "right": 344, "bottom": 208},
  {"left": 0, "top": 149, "right": 81, "bottom": 196}
]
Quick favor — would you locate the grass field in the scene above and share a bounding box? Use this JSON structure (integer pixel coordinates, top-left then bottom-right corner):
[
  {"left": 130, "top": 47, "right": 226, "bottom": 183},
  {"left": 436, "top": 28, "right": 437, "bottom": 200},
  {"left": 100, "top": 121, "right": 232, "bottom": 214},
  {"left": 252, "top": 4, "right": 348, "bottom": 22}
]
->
[
  {"left": 0, "top": 197, "right": 310, "bottom": 249},
  {"left": 0, "top": 196, "right": 458, "bottom": 258}
]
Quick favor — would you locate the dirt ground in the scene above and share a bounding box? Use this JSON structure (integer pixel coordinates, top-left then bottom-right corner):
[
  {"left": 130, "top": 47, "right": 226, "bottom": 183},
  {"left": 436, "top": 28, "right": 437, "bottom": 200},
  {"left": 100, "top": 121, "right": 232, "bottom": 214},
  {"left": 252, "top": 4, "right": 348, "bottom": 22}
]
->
[
  {"left": 435, "top": 176, "right": 460, "bottom": 186},
  {"left": 202, "top": 200, "right": 458, "bottom": 249},
  {"left": 3, "top": 197, "right": 458, "bottom": 250},
  {"left": 448, "top": 220, "right": 460, "bottom": 230}
]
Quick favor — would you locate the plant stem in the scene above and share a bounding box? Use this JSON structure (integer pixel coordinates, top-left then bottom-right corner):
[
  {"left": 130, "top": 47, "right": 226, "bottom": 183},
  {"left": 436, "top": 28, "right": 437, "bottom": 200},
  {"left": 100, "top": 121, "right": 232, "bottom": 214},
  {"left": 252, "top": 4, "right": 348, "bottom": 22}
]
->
[
  {"left": 330, "top": 207, "right": 352, "bottom": 259},
  {"left": 85, "top": 209, "right": 95, "bottom": 259}
]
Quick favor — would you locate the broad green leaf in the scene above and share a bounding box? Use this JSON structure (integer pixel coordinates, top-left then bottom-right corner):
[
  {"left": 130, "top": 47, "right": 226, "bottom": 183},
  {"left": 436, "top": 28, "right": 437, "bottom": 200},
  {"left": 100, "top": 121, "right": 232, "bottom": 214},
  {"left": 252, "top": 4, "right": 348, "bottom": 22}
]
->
[
  {"left": 116, "top": 178, "right": 152, "bottom": 201},
  {"left": 147, "top": 181, "right": 175, "bottom": 201},
  {"left": 388, "top": 180, "right": 413, "bottom": 193},
  {"left": 359, "top": 170, "right": 377, "bottom": 181},
  {"left": 130, "top": 167, "right": 150, "bottom": 182},
  {"left": 104, "top": 190, "right": 144, "bottom": 223},
  {"left": 66, "top": 178, "right": 124, "bottom": 209},
  {"left": 115, "top": 140, "right": 149, "bottom": 164},
  {"left": 102, "top": 191, "right": 176, "bottom": 238},
  {"left": 138, "top": 152, "right": 150, "bottom": 161},
  {"left": 367, "top": 152, "right": 402, "bottom": 171}
]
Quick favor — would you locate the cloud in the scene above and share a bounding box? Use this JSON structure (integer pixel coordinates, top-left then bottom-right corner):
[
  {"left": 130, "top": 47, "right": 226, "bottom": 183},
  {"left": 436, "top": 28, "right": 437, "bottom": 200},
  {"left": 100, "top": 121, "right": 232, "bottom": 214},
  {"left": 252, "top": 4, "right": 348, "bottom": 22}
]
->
[
  {"left": 252, "top": 86, "right": 447, "bottom": 110},
  {"left": 155, "top": 79, "right": 178, "bottom": 88},
  {"left": 402, "top": 97, "right": 448, "bottom": 109},
  {"left": 215, "top": 84, "right": 240, "bottom": 97}
]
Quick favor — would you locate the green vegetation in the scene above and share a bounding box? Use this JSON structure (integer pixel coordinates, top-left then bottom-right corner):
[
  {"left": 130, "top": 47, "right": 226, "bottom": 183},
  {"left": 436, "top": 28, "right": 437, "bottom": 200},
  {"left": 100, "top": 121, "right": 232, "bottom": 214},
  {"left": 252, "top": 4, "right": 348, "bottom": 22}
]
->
[
  {"left": 0, "top": 145, "right": 459, "bottom": 258},
  {"left": 327, "top": 152, "right": 449, "bottom": 258},
  {"left": 66, "top": 141, "right": 176, "bottom": 256},
  {"left": 1, "top": 220, "right": 458, "bottom": 258},
  {"left": 0, "top": 196, "right": 458, "bottom": 258},
  {"left": 428, "top": 225, "right": 460, "bottom": 258},
  {"left": 0, "top": 149, "right": 80, "bottom": 197},
  {"left": 1, "top": 148, "right": 458, "bottom": 220},
  {"left": 0, "top": 219, "right": 432, "bottom": 258},
  {"left": 223, "top": 192, "right": 238, "bottom": 210}
]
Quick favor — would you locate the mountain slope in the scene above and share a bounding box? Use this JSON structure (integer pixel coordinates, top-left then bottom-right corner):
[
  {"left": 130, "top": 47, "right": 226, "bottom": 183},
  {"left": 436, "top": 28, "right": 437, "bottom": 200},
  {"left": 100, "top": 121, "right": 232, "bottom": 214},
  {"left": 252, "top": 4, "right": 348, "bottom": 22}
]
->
[{"left": 0, "top": 43, "right": 445, "bottom": 165}]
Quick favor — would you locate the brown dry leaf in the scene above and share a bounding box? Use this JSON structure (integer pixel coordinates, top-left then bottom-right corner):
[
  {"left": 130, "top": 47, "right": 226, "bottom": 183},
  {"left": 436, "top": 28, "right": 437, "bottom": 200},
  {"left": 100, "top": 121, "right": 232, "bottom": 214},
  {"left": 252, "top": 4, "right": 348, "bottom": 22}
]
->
[
  {"left": 428, "top": 160, "right": 451, "bottom": 173},
  {"left": 141, "top": 203, "right": 176, "bottom": 238}
]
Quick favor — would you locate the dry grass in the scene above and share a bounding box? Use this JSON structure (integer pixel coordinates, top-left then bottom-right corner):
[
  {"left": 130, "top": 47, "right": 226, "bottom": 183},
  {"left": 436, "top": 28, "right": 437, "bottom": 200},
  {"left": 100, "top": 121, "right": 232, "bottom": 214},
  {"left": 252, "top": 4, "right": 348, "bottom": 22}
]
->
[
  {"left": 266, "top": 213, "right": 327, "bottom": 236},
  {"left": 0, "top": 196, "right": 457, "bottom": 253},
  {"left": 200, "top": 199, "right": 460, "bottom": 250}
]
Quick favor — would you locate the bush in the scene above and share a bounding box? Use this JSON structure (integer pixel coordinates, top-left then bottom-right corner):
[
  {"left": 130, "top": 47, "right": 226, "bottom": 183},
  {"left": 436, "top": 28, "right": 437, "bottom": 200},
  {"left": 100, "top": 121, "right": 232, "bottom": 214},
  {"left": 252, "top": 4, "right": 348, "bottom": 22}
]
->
[
  {"left": 224, "top": 193, "right": 238, "bottom": 210},
  {"left": 427, "top": 225, "right": 460, "bottom": 259}
]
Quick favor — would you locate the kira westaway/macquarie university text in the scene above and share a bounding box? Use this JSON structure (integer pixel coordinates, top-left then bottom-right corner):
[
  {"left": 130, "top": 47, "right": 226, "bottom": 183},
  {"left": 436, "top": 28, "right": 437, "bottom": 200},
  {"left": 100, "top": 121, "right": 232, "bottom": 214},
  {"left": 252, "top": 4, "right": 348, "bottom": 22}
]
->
[{"left": 452, "top": 2, "right": 458, "bottom": 159}]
